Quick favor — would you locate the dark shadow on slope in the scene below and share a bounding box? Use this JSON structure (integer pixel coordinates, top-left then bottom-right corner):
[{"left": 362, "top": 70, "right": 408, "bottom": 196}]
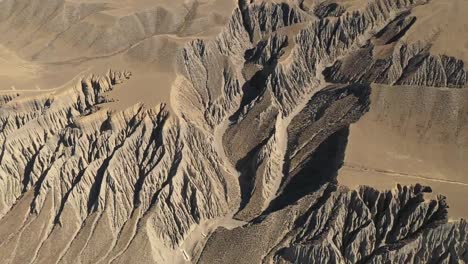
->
[
  {"left": 133, "top": 113, "right": 168, "bottom": 208},
  {"left": 374, "top": 10, "right": 416, "bottom": 45},
  {"left": 251, "top": 83, "right": 370, "bottom": 219},
  {"left": 229, "top": 58, "right": 278, "bottom": 123},
  {"left": 100, "top": 113, "right": 113, "bottom": 132},
  {"left": 234, "top": 130, "right": 275, "bottom": 214},
  {"left": 266, "top": 127, "right": 350, "bottom": 213},
  {"left": 22, "top": 145, "right": 45, "bottom": 193},
  {"left": 87, "top": 113, "right": 143, "bottom": 213},
  {"left": 238, "top": 0, "right": 254, "bottom": 42},
  {"left": 314, "top": 2, "right": 346, "bottom": 18}
]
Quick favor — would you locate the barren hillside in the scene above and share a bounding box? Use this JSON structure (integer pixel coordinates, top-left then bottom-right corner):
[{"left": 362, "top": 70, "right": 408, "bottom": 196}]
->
[{"left": 0, "top": 0, "right": 466, "bottom": 263}]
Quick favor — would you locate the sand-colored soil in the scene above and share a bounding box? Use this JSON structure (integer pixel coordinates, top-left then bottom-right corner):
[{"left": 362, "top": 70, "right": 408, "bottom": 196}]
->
[
  {"left": 404, "top": 0, "right": 468, "bottom": 65},
  {"left": 0, "top": 0, "right": 236, "bottom": 111},
  {"left": 0, "top": 0, "right": 467, "bottom": 263},
  {"left": 339, "top": 84, "right": 468, "bottom": 219}
]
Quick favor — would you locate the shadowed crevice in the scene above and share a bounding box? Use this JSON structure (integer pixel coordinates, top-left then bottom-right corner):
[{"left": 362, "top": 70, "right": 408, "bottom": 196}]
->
[{"left": 266, "top": 127, "right": 350, "bottom": 213}]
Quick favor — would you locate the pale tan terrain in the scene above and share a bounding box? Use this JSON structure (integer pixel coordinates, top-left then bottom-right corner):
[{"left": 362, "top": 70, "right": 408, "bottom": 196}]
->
[
  {"left": 339, "top": 84, "right": 468, "bottom": 219},
  {"left": 405, "top": 0, "right": 468, "bottom": 63},
  {"left": 336, "top": 0, "right": 468, "bottom": 218},
  {"left": 0, "top": 0, "right": 236, "bottom": 111},
  {"left": 0, "top": 0, "right": 466, "bottom": 263}
]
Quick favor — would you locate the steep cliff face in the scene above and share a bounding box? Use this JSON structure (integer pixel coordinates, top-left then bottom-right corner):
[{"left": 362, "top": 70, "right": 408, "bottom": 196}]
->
[{"left": 0, "top": 0, "right": 466, "bottom": 263}]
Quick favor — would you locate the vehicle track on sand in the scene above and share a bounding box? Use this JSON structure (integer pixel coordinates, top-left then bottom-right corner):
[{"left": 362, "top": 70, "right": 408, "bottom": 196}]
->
[
  {"left": 0, "top": 67, "right": 92, "bottom": 93},
  {"left": 342, "top": 162, "right": 468, "bottom": 187}
]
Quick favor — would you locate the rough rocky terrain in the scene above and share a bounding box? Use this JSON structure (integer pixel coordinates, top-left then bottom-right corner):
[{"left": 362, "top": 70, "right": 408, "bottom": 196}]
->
[{"left": 0, "top": 0, "right": 466, "bottom": 263}]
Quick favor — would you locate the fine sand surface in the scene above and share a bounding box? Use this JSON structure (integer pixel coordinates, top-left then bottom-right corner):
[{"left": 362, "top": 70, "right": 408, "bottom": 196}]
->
[
  {"left": 339, "top": 84, "right": 468, "bottom": 219},
  {"left": 404, "top": 0, "right": 468, "bottom": 64},
  {"left": 332, "top": 0, "right": 468, "bottom": 219},
  {"left": 0, "top": 0, "right": 237, "bottom": 111},
  {"left": 0, "top": 1, "right": 467, "bottom": 263}
]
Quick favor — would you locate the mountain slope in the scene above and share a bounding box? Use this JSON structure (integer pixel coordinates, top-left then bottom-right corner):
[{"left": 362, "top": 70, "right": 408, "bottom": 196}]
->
[{"left": 0, "top": 0, "right": 466, "bottom": 263}]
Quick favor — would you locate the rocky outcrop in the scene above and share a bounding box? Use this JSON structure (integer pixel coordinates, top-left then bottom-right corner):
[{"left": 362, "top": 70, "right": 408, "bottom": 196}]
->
[
  {"left": 198, "top": 184, "right": 467, "bottom": 264},
  {"left": 313, "top": 2, "right": 347, "bottom": 18},
  {"left": 322, "top": 11, "right": 468, "bottom": 87},
  {"left": 324, "top": 42, "right": 468, "bottom": 87},
  {"left": 0, "top": 67, "right": 240, "bottom": 263}
]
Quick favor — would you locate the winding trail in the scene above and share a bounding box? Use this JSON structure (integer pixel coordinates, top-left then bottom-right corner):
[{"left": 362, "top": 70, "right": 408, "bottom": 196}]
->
[{"left": 0, "top": 67, "right": 92, "bottom": 93}]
